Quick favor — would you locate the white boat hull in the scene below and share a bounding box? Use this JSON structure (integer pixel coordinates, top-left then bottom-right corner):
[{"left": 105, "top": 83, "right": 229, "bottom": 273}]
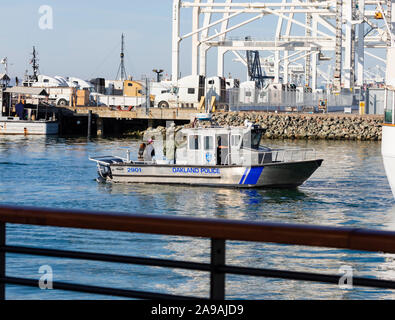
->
[
  {"left": 382, "top": 124, "right": 395, "bottom": 197},
  {"left": 92, "top": 159, "right": 323, "bottom": 188},
  {"left": 0, "top": 120, "right": 59, "bottom": 135}
]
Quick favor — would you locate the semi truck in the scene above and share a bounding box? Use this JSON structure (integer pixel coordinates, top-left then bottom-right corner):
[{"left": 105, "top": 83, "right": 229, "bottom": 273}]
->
[
  {"left": 153, "top": 75, "right": 227, "bottom": 110},
  {"left": 27, "top": 75, "right": 94, "bottom": 106}
]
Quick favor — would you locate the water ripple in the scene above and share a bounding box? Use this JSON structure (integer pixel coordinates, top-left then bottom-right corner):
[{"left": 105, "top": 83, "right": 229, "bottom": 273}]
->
[{"left": 0, "top": 136, "right": 394, "bottom": 299}]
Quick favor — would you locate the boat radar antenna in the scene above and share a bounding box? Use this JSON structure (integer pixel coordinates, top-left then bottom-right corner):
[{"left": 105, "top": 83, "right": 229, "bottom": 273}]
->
[
  {"left": 244, "top": 119, "right": 253, "bottom": 128},
  {"left": 116, "top": 33, "right": 128, "bottom": 81}
]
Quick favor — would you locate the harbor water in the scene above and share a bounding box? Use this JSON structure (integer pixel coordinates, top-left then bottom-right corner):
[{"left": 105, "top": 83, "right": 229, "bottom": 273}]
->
[{"left": 1, "top": 136, "right": 395, "bottom": 299}]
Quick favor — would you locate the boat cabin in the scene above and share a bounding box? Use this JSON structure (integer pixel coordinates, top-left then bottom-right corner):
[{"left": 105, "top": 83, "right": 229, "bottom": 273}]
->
[{"left": 175, "top": 124, "right": 272, "bottom": 166}]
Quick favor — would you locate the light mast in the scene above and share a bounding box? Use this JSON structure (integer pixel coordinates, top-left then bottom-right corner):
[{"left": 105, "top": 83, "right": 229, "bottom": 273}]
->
[{"left": 116, "top": 33, "right": 127, "bottom": 81}]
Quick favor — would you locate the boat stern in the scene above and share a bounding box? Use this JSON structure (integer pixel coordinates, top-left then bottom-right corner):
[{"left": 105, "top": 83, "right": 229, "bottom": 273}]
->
[{"left": 89, "top": 156, "right": 125, "bottom": 182}]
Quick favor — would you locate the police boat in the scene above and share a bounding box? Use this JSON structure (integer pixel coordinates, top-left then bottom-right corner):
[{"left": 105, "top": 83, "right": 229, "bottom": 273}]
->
[{"left": 89, "top": 124, "right": 323, "bottom": 188}]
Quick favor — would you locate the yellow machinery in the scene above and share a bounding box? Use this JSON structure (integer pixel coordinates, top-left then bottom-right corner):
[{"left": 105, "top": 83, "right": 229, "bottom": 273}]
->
[
  {"left": 198, "top": 96, "right": 217, "bottom": 112},
  {"left": 197, "top": 96, "right": 217, "bottom": 112},
  {"left": 123, "top": 80, "right": 144, "bottom": 97},
  {"left": 210, "top": 96, "right": 216, "bottom": 112},
  {"left": 359, "top": 101, "right": 366, "bottom": 115},
  {"left": 199, "top": 96, "right": 205, "bottom": 112},
  {"left": 76, "top": 89, "right": 89, "bottom": 106}
]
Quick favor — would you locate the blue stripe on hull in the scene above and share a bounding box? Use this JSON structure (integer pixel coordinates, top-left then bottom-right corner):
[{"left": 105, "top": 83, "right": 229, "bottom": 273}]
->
[{"left": 243, "top": 167, "right": 264, "bottom": 185}]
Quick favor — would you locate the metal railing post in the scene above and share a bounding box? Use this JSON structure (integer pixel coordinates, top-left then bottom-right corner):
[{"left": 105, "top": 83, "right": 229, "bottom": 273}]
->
[
  {"left": 0, "top": 222, "right": 5, "bottom": 300},
  {"left": 210, "top": 239, "right": 225, "bottom": 300}
]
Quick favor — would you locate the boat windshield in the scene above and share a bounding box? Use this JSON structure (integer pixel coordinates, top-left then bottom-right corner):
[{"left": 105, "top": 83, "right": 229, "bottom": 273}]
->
[
  {"left": 251, "top": 129, "right": 262, "bottom": 149},
  {"left": 242, "top": 129, "right": 262, "bottom": 149}
]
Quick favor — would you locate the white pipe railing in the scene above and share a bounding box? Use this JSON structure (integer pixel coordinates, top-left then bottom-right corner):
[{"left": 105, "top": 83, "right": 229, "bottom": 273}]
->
[{"left": 223, "top": 148, "right": 316, "bottom": 165}]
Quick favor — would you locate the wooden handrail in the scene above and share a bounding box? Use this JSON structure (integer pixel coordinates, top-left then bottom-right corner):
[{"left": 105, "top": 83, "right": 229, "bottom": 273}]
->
[{"left": 0, "top": 205, "right": 394, "bottom": 254}]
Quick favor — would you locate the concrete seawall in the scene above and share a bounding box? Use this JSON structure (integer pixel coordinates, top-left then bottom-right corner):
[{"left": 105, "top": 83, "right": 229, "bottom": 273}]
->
[{"left": 212, "top": 112, "right": 383, "bottom": 141}]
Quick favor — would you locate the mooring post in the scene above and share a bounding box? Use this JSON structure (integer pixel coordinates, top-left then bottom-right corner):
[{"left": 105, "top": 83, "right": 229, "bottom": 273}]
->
[
  {"left": 0, "top": 222, "right": 5, "bottom": 300},
  {"left": 210, "top": 239, "right": 225, "bottom": 300},
  {"left": 87, "top": 110, "right": 92, "bottom": 139},
  {"left": 97, "top": 117, "right": 104, "bottom": 137},
  {"left": 145, "top": 77, "right": 150, "bottom": 116}
]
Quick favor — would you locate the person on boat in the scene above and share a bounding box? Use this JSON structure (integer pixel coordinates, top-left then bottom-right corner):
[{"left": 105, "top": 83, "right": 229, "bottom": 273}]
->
[
  {"left": 165, "top": 123, "right": 176, "bottom": 164},
  {"left": 216, "top": 136, "right": 229, "bottom": 165},
  {"left": 143, "top": 139, "right": 155, "bottom": 161},
  {"left": 138, "top": 143, "right": 146, "bottom": 161},
  {"left": 216, "top": 136, "right": 227, "bottom": 165},
  {"left": 15, "top": 99, "right": 25, "bottom": 120}
]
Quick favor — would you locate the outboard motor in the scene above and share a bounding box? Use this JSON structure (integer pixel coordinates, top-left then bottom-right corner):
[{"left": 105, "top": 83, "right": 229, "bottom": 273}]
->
[{"left": 97, "top": 164, "right": 112, "bottom": 182}]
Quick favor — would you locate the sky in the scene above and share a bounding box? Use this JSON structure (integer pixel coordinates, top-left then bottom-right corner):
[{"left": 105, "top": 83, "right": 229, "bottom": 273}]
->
[
  {"left": 0, "top": 0, "right": 387, "bottom": 84},
  {"left": 0, "top": 1, "right": 175, "bottom": 81}
]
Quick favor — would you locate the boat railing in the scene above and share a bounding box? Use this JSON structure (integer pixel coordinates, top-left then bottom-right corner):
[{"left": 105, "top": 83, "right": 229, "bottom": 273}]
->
[
  {"left": 1, "top": 205, "right": 395, "bottom": 300},
  {"left": 223, "top": 148, "right": 316, "bottom": 165},
  {"left": 265, "top": 147, "right": 317, "bottom": 164}
]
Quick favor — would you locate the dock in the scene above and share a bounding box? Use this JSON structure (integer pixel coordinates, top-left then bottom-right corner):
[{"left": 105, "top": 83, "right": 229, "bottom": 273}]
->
[
  {"left": 59, "top": 106, "right": 198, "bottom": 136},
  {"left": 65, "top": 106, "right": 198, "bottom": 121}
]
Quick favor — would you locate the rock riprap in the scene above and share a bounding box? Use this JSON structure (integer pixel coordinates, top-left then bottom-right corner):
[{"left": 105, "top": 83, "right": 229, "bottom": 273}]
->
[{"left": 211, "top": 112, "right": 383, "bottom": 141}]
